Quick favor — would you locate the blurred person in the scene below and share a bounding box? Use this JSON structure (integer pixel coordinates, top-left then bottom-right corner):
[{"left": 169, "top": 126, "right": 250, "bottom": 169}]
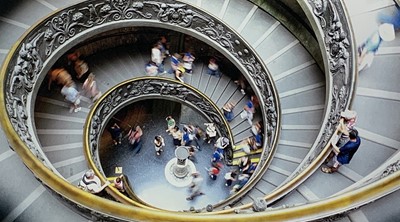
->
[
  {"left": 207, "top": 57, "right": 221, "bottom": 77},
  {"left": 82, "top": 73, "right": 102, "bottom": 104},
  {"left": 61, "top": 80, "right": 81, "bottom": 113},
  {"left": 358, "top": 23, "right": 395, "bottom": 71},
  {"left": 186, "top": 172, "right": 205, "bottom": 200}
]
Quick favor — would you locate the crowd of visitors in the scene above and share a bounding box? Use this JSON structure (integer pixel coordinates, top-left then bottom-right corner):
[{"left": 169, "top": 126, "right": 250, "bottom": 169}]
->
[{"left": 50, "top": 29, "right": 370, "bottom": 207}]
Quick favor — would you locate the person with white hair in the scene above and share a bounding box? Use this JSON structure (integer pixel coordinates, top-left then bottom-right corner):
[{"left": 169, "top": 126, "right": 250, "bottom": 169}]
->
[
  {"left": 78, "top": 169, "right": 110, "bottom": 194},
  {"left": 333, "top": 109, "right": 357, "bottom": 147}
]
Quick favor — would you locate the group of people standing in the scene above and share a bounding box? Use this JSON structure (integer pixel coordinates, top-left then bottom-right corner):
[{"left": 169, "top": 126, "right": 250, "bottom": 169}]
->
[{"left": 48, "top": 51, "right": 102, "bottom": 113}]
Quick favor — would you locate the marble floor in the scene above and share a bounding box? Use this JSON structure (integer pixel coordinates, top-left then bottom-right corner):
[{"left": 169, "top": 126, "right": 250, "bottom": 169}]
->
[{"left": 100, "top": 100, "right": 233, "bottom": 211}]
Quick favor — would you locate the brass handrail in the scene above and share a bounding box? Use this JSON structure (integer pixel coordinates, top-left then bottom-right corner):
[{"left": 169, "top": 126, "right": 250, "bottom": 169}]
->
[
  {"left": 1, "top": 0, "right": 396, "bottom": 221},
  {"left": 1, "top": 0, "right": 281, "bottom": 219},
  {"left": 83, "top": 77, "right": 235, "bottom": 209}
]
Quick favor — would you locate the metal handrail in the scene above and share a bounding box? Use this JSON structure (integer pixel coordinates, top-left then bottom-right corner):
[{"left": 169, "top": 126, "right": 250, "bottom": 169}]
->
[
  {"left": 0, "top": 0, "right": 280, "bottom": 219},
  {"left": 1, "top": 0, "right": 397, "bottom": 221}
]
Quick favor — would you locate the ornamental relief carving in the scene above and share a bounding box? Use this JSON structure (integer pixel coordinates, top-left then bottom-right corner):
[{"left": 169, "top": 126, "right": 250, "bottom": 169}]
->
[
  {"left": 297, "top": 0, "right": 354, "bottom": 173},
  {"left": 380, "top": 160, "right": 400, "bottom": 179},
  {"left": 5, "top": 0, "right": 278, "bottom": 169},
  {"left": 88, "top": 79, "right": 231, "bottom": 166}
]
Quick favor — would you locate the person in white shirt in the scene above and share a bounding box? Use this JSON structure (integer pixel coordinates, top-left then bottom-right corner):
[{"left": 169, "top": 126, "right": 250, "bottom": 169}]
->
[
  {"left": 151, "top": 43, "right": 165, "bottom": 73},
  {"left": 78, "top": 169, "right": 110, "bottom": 194},
  {"left": 61, "top": 80, "right": 81, "bottom": 113}
]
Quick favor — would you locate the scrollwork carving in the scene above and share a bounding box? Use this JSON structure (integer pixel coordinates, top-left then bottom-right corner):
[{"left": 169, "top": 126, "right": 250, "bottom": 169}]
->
[
  {"left": 309, "top": 0, "right": 328, "bottom": 27},
  {"left": 88, "top": 78, "right": 232, "bottom": 168},
  {"left": 289, "top": 0, "right": 355, "bottom": 180},
  {"left": 381, "top": 160, "right": 400, "bottom": 179},
  {"left": 3, "top": 1, "right": 279, "bottom": 216},
  {"left": 44, "top": 9, "right": 93, "bottom": 55}
]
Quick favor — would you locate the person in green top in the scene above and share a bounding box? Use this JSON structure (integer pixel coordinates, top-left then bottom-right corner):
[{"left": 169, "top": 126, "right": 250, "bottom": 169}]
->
[{"left": 165, "top": 116, "right": 176, "bottom": 134}]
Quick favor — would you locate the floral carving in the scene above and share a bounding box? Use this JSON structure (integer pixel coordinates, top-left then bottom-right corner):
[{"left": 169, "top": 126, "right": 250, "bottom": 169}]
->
[
  {"left": 310, "top": 0, "right": 328, "bottom": 27},
  {"left": 44, "top": 9, "right": 93, "bottom": 55},
  {"left": 196, "top": 22, "right": 236, "bottom": 55},
  {"left": 10, "top": 32, "right": 43, "bottom": 94},
  {"left": 88, "top": 78, "right": 233, "bottom": 166},
  {"left": 3, "top": 1, "right": 279, "bottom": 210},
  {"left": 288, "top": 1, "right": 355, "bottom": 181},
  {"left": 381, "top": 160, "right": 400, "bottom": 179}
]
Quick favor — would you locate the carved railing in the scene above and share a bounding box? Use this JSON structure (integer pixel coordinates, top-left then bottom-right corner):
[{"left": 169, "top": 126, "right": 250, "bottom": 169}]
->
[
  {"left": 215, "top": 0, "right": 399, "bottom": 218},
  {"left": 0, "top": 0, "right": 281, "bottom": 219},
  {"left": 263, "top": 0, "right": 358, "bottom": 203},
  {"left": 1, "top": 0, "right": 279, "bottom": 174},
  {"left": 85, "top": 77, "right": 237, "bottom": 208},
  {"left": 0, "top": 0, "right": 399, "bottom": 221}
]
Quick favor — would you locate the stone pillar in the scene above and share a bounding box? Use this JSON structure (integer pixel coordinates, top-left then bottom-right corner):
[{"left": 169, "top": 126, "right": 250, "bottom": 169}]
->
[{"left": 173, "top": 146, "right": 190, "bottom": 178}]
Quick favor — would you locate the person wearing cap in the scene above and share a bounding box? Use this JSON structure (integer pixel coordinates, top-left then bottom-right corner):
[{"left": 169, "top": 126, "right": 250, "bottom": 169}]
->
[
  {"left": 322, "top": 129, "right": 361, "bottom": 174},
  {"left": 207, "top": 162, "right": 223, "bottom": 180},
  {"left": 358, "top": 23, "right": 395, "bottom": 71},
  {"left": 341, "top": 109, "right": 357, "bottom": 129},
  {"left": 78, "top": 169, "right": 110, "bottom": 194}
]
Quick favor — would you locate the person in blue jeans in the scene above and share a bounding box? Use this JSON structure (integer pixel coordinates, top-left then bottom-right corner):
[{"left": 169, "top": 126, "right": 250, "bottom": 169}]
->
[
  {"left": 223, "top": 102, "right": 235, "bottom": 122},
  {"left": 322, "top": 129, "right": 361, "bottom": 173},
  {"left": 207, "top": 58, "right": 221, "bottom": 77},
  {"left": 182, "top": 127, "right": 192, "bottom": 146}
]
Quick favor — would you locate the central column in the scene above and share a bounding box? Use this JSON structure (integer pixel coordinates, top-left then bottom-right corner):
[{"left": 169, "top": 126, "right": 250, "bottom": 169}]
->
[
  {"left": 173, "top": 146, "right": 190, "bottom": 178},
  {"left": 164, "top": 146, "right": 196, "bottom": 187}
]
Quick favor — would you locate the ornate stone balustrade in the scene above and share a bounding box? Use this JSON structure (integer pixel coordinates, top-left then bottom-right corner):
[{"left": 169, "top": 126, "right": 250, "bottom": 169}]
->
[
  {"left": 1, "top": 0, "right": 279, "bottom": 178},
  {"left": 0, "top": 0, "right": 281, "bottom": 219},
  {"left": 85, "top": 77, "right": 232, "bottom": 173},
  {"left": 2, "top": 0, "right": 397, "bottom": 221}
]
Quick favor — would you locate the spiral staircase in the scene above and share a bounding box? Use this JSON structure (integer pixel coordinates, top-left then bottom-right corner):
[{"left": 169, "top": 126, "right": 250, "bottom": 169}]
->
[{"left": 0, "top": 0, "right": 399, "bottom": 221}]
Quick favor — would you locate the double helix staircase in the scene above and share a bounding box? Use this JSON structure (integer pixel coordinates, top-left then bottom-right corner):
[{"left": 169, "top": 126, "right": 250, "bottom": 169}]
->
[{"left": 0, "top": 0, "right": 399, "bottom": 221}]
